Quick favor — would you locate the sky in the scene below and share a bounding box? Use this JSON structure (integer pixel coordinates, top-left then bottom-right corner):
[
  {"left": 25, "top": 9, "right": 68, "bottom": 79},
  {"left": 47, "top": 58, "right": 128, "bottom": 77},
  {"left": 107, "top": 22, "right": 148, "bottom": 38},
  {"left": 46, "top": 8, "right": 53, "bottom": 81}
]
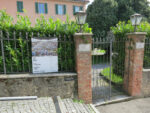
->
[{"left": 86, "top": 0, "right": 94, "bottom": 8}]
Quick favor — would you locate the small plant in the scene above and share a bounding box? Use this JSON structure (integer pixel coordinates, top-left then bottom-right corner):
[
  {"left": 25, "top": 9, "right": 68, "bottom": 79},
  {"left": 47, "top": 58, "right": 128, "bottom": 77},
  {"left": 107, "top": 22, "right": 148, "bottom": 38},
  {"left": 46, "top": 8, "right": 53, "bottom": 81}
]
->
[{"left": 73, "top": 99, "right": 84, "bottom": 104}]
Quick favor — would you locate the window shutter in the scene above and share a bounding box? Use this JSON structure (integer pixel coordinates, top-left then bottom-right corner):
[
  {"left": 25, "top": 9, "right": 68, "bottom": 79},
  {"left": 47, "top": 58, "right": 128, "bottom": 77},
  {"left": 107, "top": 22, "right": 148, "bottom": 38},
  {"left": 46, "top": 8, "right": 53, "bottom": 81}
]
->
[
  {"left": 17, "top": 1, "right": 20, "bottom": 12},
  {"left": 80, "top": 6, "right": 83, "bottom": 11},
  {"left": 63, "top": 5, "right": 66, "bottom": 15},
  {"left": 55, "top": 4, "right": 58, "bottom": 15},
  {"left": 21, "top": 2, "right": 23, "bottom": 12},
  {"left": 17, "top": 1, "right": 23, "bottom": 12},
  {"left": 73, "top": 5, "right": 75, "bottom": 15},
  {"left": 45, "top": 3, "right": 48, "bottom": 14},
  {"left": 35, "top": 2, "right": 39, "bottom": 13}
]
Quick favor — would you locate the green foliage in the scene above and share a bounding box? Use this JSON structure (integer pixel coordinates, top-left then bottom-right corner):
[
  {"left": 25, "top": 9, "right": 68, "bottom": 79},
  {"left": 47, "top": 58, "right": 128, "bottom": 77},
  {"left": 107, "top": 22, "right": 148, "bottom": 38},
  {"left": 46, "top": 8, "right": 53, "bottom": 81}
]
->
[
  {"left": 86, "top": 0, "right": 150, "bottom": 38},
  {"left": 96, "top": 50, "right": 106, "bottom": 54},
  {"left": 0, "top": 10, "right": 13, "bottom": 30},
  {"left": 86, "top": 0, "right": 118, "bottom": 37},
  {"left": 0, "top": 10, "right": 92, "bottom": 73},
  {"left": 101, "top": 67, "right": 123, "bottom": 84},
  {"left": 111, "top": 21, "right": 150, "bottom": 37},
  {"left": 73, "top": 99, "right": 84, "bottom": 103},
  {"left": 111, "top": 21, "right": 150, "bottom": 76}
]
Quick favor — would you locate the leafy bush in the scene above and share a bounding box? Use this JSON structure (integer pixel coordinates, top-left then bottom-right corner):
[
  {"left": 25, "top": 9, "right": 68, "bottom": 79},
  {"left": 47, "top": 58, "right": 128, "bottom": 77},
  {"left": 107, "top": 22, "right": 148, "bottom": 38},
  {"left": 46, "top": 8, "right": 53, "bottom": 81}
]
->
[
  {"left": 0, "top": 10, "right": 92, "bottom": 73},
  {"left": 111, "top": 21, "right": 150, "bottom": 77}
]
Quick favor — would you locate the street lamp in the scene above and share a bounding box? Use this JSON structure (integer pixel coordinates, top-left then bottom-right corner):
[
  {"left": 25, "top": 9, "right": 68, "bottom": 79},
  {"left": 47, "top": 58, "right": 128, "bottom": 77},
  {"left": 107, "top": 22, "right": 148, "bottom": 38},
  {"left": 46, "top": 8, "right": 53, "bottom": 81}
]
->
[
  {"left": 75, "top": 11, "right": 87, "bottom": 32},
  {"left": 130, "top": 13, "right": 143, "bottom": 32}
]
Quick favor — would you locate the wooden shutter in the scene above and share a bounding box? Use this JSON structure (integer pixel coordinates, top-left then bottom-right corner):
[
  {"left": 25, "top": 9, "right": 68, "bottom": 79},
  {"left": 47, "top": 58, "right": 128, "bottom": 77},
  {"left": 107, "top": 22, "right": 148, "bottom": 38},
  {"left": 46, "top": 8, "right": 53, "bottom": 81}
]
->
[
  {"left": 21, "top": 2, "right": 23, "bottom": 12},
  {"left": 35, "top": 2, "right": 39, "bottom": 13},
  {"left": 63, "top": 5, "right": 66, "bottom": 15},
  {"left": 17, "top": 1, "right": 20, "bottom": 12},
  {"left": 55, "top": 4, "right": 58, "bottom": 15},
  {"left": 45, "top": 3, "right": 48, "bottom": 14},
  {"left": 80, "top": 6, "right": 83, "bottom": 11},
  {"left": 17, "top": 1, "right": 23, "bottom": 12}
]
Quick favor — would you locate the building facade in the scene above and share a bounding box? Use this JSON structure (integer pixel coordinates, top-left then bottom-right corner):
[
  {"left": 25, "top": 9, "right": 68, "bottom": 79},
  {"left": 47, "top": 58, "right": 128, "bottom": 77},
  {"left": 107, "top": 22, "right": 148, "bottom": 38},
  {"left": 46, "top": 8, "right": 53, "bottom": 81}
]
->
[{"left": 0, "top": 0, "right": 89, "bottom": 24}]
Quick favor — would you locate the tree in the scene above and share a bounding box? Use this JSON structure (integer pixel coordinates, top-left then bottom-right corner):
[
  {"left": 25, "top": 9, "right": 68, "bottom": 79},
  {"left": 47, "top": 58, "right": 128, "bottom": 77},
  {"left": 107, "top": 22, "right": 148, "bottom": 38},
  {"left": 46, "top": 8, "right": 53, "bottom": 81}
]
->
[
  {"left": 86, "top": 0, "right": 150, "bottom": 37},
  {"left": 86, "top": 0, "right": 118, "bottom": 38},
  {"left": 116, "top": 0, "right": 134, "bottom": 21},
  {"left": 116, "top": 0, "right": 150, "bottom": 21}
]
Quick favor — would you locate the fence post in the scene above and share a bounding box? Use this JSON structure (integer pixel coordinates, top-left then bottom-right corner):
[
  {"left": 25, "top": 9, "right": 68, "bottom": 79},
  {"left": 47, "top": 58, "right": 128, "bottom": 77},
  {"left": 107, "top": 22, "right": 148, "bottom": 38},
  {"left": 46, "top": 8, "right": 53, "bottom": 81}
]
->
[
  {"left": 124, "top": 32, "right": 146, "bottom": 96},
  {"left": 74, "top": 33, "right": 93, "bottom": 104}
]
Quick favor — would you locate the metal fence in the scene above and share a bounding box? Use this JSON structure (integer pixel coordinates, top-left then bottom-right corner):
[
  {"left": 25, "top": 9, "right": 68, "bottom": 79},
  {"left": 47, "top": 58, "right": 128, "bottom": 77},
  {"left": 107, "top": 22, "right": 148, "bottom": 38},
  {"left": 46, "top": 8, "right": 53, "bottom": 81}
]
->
[
  {"left": 92, "top": 35, "right": 127, "bottom": 101},
  {"left": 0, "top": 31, "right": 75, "bottom": 74},
  {"left": 144, "top": 38, "right": 150, "bottom": 69}
]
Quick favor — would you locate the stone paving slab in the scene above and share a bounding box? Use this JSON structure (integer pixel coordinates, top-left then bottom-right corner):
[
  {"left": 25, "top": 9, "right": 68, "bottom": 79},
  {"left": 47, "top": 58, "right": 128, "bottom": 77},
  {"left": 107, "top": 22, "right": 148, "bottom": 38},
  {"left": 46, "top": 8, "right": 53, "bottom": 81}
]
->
[
  {"left": 62, "top": 98, "right": 99, "bottom": 113},
  {"left": 0, "top": 97, "right": 99, "bottom": 113},
  {"left": 0, "top": 97, "right": 56, "bottom": 113}
]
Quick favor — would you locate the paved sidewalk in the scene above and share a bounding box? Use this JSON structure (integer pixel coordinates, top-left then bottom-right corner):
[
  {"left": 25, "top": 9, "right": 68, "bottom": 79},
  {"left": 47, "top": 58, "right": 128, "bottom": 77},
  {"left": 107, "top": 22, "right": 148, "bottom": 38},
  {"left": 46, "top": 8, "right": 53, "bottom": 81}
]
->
[
  {"left": 96, "top": 98, "right": 150, "bottom": 113},
  {"left": 0, "top": 97, "right": 99, "bottom": 113},
  {"left": 0, "top": 97, "right": 56, "bottom": 113}
]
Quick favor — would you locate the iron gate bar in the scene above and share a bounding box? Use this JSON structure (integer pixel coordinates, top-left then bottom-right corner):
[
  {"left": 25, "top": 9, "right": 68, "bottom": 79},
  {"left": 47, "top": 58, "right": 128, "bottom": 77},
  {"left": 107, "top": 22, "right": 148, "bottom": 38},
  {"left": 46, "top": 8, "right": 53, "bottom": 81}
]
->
[
  {"left": 109, "top": 39, "right": 112, "bottom": 99},
  {"left": 6, "top": 31, "right": 13, "bottom": 72},
  {"left": 13, "top": 31, "right": 19, "bottom": 72},
  {"left": 0, "top": 31, "right": 6, "bottom": 74},
  {"left": 92, "top": 37, "right": 112, "bottom": 101},
  {"left": 92, "top": 35, "right": 129, "bottom": 102},
  {"left": 144, "top": 38, "right": 150, "bottom": 68},
  {"left": 26, "top": 32, "right": 31, "bottom": 73}
]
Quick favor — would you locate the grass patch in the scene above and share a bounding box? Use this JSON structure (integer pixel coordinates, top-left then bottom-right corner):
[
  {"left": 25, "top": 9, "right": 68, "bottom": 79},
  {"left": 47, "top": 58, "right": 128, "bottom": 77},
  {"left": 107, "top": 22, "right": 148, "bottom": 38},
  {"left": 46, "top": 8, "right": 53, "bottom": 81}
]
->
[
  {"left": 73, "top": 99, "right": 84, "bottom": 103},
  {"left": 96, "top": 49, "right": 106, "bottom": 54},
  {"left": 101, "top": 67, "right": 123, "bottom": 84}
]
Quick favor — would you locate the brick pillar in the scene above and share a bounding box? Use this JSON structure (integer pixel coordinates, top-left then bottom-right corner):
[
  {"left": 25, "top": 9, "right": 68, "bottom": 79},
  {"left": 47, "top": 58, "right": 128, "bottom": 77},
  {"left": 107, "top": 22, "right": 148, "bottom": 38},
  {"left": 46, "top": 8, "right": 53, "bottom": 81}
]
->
[
  {"left": 74, "top": 33, "right": 92, "bottom": 104},
  {"left": 124, "top": 32, "right": 146, "bottom": 96}
]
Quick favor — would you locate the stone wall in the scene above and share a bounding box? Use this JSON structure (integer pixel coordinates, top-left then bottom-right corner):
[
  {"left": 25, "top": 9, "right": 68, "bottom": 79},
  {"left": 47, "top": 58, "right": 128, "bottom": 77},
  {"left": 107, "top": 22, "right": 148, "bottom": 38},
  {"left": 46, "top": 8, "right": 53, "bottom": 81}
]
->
[
  {"left": 0, "top": 73, "right": 77, "bottom": 98},
  {"left": 141, "top": 69, "right": 150, "bottom": 97}
]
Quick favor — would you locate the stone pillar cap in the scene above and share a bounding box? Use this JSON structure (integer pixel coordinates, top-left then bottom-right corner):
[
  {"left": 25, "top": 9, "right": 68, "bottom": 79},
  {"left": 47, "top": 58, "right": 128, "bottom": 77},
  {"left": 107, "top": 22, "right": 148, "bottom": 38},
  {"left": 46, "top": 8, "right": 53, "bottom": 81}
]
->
[
  {"left": 74, "top": 33, "right": 93, "bottom": 36},
  {"left": 127, "top": 32, "right": 147, "bottom": 35}
]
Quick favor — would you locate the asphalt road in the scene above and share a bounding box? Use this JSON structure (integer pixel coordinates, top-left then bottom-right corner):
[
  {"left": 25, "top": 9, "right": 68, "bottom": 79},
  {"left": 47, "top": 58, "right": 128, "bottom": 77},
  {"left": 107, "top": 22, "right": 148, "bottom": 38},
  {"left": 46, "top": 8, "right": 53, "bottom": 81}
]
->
[{"left": 96, "top": 98, "right": 150, "bottom": 113}]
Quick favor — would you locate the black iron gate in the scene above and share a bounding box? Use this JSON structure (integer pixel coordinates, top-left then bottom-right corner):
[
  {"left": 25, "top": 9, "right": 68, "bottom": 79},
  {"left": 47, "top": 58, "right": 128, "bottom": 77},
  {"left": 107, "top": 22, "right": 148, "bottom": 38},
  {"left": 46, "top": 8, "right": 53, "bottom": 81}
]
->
[{"left": 92, "top": 33, "right": 126, "bottom": 103}]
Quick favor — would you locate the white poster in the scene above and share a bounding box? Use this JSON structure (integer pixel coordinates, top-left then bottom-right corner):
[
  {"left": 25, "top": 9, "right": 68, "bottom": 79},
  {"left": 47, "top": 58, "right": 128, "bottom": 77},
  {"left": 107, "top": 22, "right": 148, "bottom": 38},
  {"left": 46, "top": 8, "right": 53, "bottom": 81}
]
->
[{"left": 32, "top": 38, "right": 58, "bottom": 74}]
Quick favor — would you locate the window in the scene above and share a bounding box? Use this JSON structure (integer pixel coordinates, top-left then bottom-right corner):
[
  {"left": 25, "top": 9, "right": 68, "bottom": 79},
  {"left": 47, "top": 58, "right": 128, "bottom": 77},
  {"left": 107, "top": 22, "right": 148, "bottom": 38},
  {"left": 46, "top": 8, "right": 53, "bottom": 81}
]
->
[
  {"left": 73, "top": 6, "right": 83, "bottom": 14},
  {"left": 17, "top": 1, "right": 23, "bottom": 12},
  {"left": 55, "top": 4, "right": 66, "bottom": 15},
  {"left": 35, "top": 2, "right": 48, "bottom": 14}
]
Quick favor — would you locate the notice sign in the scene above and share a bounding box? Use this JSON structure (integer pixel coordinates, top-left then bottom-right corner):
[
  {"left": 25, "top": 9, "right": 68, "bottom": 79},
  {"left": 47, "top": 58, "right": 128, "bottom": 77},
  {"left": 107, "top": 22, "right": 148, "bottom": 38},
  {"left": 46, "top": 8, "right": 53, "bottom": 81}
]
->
[{"left": 32, "top": 38, "right": 58, "bottom": 74}]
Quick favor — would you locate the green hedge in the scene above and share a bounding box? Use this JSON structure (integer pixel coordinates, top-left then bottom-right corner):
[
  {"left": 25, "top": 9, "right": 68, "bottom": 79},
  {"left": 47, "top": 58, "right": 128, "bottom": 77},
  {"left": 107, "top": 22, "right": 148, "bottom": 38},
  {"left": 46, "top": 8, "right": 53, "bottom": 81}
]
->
[
  {"left": 0, "top": 10, "right": 92, "bottom": 73},
  {"left": 111, "top": 21, "right": 150, "bottom": 77}
]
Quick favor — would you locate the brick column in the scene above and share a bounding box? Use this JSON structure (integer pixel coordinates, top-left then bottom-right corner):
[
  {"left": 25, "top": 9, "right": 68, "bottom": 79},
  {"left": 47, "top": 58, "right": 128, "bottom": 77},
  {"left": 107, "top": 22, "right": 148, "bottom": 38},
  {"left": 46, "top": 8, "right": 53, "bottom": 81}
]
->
[
  {"left": 124, "top": 32, "right": 146, "bottom": 96},
  {"left": 74, "top": 33, "right": 92, "bottom": 104}
]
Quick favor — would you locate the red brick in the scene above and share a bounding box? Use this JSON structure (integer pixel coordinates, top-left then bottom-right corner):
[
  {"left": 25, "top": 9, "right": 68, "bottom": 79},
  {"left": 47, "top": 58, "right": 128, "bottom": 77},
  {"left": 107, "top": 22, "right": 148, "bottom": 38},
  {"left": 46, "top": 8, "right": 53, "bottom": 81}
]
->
[
  {"left": 124, "top": 32, "right": 146, "bottom": 97},
  {"left": 74, "top": 33, "right": 93, "bottom": 104}
]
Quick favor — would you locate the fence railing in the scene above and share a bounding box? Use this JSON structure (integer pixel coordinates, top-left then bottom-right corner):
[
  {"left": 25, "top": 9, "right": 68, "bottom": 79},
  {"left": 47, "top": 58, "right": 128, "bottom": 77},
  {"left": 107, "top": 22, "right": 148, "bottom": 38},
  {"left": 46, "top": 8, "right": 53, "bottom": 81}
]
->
[
  {"left": 144, "top": 38, "right": 150, "bottom": 69},
  {"left": 0, "top": 31, "right": 75, "bottom": 74}
]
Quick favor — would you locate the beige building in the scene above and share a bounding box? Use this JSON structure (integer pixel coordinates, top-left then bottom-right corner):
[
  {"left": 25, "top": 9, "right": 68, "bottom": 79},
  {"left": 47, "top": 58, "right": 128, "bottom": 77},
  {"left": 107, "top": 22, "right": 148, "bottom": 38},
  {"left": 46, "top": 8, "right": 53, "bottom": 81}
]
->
[{"left": 0, "top": 0, "right": 89, "bottom": 24}]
